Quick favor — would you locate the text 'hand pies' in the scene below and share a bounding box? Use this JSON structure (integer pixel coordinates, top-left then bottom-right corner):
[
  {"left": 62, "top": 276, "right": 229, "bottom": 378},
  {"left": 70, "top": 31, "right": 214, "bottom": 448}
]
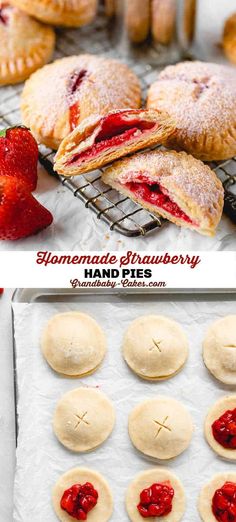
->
[
  {"left": 10, "top": 0, "right": 98, "bottom": 27},
  {"left": 102, "top": 149, "right": 224, "bottom": 236},
  {"left": 54, "top": 109, "right": 176, "bottom": 176},
  {"left": 0, "top": 3, "right": 55, "bottom": 85},
  {"left": 147, "top": 60, "right": 236, "bottom": 161},
  {"left": 21, "top": 54, "right": 141, "bottom": 150}
]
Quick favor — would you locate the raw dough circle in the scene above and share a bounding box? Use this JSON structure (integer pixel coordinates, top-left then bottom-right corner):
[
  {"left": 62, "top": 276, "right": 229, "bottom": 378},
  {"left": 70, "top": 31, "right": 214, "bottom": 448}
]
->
[
  {"left": 41, "top": 312, "right": 107, "bottom": 377},
  {"left": 123, "top": 315, "right": 189, "bottom": 381},
  {"left": 205, "top": 395, "right": 236, "bottom": 460},
  {"left": 126, "top": 468, "right": 186, "bottom": 522},
  {"left": 128, "top": 396, "right": 194, "bottom": 460},
  {"left": 53, "top": 467, "right": 113, "bottom": 522},
  {"left": 203, "top": 315, "right": 236, "bottom": 385},
  {"left": 198, "top": 472, "right": 236, "bottom": 522},
  {"left": 53, "top": 387, "right": 115, "bottom": 452}
]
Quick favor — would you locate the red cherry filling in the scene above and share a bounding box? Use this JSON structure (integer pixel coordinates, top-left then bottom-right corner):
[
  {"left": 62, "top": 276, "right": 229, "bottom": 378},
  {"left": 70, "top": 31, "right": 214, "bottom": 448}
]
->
[
  {"left": 68, "top": 70, "right": 88, "bottom": 131},
  {"left": 212, "top": 482, "right": 236, "bottom": 522},
  {"left": 212, "top": 409, "right": 236, "bottom": 449},
  {"left": 60, "top": 482, "right": 98, "bottom": 520},
  {"left": 124, "top": 176, "right": 194, "bottom": 224},
  {"left": 137, "top": 482, "right": 174, "bottom": 518},
  {"left": 67, "top": 112, "right": 157, "bottom": 164},
  {"left": 0, "top": 3, "right": 9, "bottom": 24}
]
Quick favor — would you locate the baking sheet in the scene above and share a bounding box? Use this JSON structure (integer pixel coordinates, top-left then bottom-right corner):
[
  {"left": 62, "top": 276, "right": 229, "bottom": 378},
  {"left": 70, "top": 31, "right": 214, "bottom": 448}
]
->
[{"left": 12, "top": 295, "right": 236, "bottom": 521}]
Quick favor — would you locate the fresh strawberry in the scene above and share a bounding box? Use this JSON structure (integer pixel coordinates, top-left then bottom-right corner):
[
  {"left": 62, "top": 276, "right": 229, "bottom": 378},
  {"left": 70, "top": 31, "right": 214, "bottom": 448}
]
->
[
  {"left": 0, "top": 176, "right": 53, "bottom": 240},
  {"left": 0, "top": 289, "right": 3, "bottom": 294},
  {"left": 0, "top": 127, "right": 38, "bottom": 191}
]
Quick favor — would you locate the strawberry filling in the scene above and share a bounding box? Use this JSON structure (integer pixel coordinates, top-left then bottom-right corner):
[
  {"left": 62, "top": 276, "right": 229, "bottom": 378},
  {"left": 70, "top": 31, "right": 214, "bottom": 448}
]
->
[
  {"left": 137, "top": 482, "right": 174, "bottom": 518},
  {"left": 212, "top": 482, "right": 236, "bottom": 522},
  {"left": 124, "top": 176, "right": 193, "bottom": 224},
  {"left": 67, "top": 113, "right": 157, "bottom": 164},
  {"left": 0, "top": 4, "right": 9, "bottom": 24},
  {"left": 60, "top": 482, "right": 98, "bottom": 520},
  {"left": 212, "top": 409, "right": 236, "bottom": 449},
  {"left": 68, "top": 70, "right": 88, "bottom": 131}
]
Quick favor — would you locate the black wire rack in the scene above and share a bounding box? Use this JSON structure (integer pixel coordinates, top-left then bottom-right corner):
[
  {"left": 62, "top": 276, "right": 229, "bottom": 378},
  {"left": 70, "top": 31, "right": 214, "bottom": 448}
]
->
[{"left": 0, "top": 10, "right": 236, "bottom": 236}]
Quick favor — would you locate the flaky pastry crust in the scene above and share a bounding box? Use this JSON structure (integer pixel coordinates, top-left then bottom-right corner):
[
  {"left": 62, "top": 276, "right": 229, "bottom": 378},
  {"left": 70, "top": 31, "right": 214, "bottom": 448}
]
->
[
  {"left": 54, "top": 108, "right": 176, "bottom": 176},
  {"left": 0, "top": 3, "right": 55, "bottom": 85},
  {"left": 102, "top": 149, "right": 224, "bottom": 236},
  {"left": 147, "top": 61, "right": 236, "bottom": 161},
  {"left": 10, "top": 0, "right": 97, "bottom": 27},
  {"left": 21, "top": 54, "right": 142, "bottom": 149}
]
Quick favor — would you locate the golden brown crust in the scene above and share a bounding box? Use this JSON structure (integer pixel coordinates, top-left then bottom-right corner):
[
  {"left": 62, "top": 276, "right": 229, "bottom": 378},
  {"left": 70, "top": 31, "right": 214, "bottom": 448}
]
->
[
  {"left": 10, "top": 0, "right": 98, "bottom": 27},
  {"left": 151, "top": 0, "right": 176, "bottom": 45},
  {"left": 147, "top": 61, "right": 236, "bottom": 161},
  {"left": 105, "top": 0, "right": 115, "bottom": 17},
  {"left": 102, "top": 149, "right": 224, "bottom": 236},
  {"left": 54, "top": 108, "right": 176, "bottom": 176},
  {"left": 223, "top": 13, "right": 236, "bottom": 64},
  {"left": 125, "top": 0, "right": 150, "bottom": 43},
  {"left": 0, "top": 4, "right": 55, "bottom": 85},
  {"left": 21, "top": 54, "right": 142, "bottom": 150}
]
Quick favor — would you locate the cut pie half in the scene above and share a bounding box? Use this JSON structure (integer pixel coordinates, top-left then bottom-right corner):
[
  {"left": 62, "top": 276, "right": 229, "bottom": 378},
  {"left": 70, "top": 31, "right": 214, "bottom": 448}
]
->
[
  {"left": 102, "top": 150, "right": 224, "bottom": 236},
  {"left": 54, "top": 109, "right": 176, "bottom": 176}
]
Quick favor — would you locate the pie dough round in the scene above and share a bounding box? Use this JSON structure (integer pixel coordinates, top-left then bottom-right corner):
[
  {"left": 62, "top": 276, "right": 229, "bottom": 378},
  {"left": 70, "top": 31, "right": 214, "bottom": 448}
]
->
[
  {"left": 53, "top": 467, "right": 113, "bottom": 522},
  {"left": 10, "top": 0, "right": 98, "bottom": 27},
  {"left": 205, "top": 395, "right": 236, "bottom": 460},
  {"left": 147, "top": 61, "right": 236, "bottom": 161},
  {"left": 53, "top": 387, "right": 115, "bottom": 452},
  {"left": 41, "top": 312, "right": 107, "bottom": 377},
  {"left": 128, "top": 396, "right": 194, "bottom": 460},
  {"left": 126, "top": 468, "right": 186, "bottom": 522},
  {"left": 203, "top": 315, "right": 236, "bottom": 385},
  {"left": 0, "top": 3, "right": 55, "bottom": 85},
  {"left": 21, "top": 54, "right": 142, "bottom": 149},
  {"left": 223, "top": 13, "right": 236, "bottom": 65},
  {"left": 123, "top": 315, "right": 189, "bottom": 381},
  {"left": 198, "top": 472, "right": 236, "bottom": 522}
]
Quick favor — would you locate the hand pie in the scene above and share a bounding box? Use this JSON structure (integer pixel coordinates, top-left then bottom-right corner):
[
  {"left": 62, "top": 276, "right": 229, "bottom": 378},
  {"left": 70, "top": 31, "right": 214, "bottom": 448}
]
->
[
  {"left": 126, "top": 469, "right": 186, "bottom": 522},
  {"left": 147, "top": 61, "right": 236, "bottom": 161},
  {"left": 21, "top": 54, "right": 141, "bottom": 149},
  {"left": 53, "top": 467, "right": 113, "bottom": 521},
  {"left": 122, "top": 314, "right": 188, "bottom": 381},
  {"left": 198, "top": 473, "right": 236, "bottom": 522},
  {"left": 54, "top": 109, "right": 176, "bottom": 176},
  {"left": 151, "top": 0, "right": 176, "bottom": 45},
  {"left": 203, "top": 315, "right": 236, "bottom": 385},
  {"left": 10, "top": 0, "right": 98, "bottom": 27},
  {"left": 128, "top": 396, "right": 194, "bottom": 460},
  {"left": 53, "top": 387, "right": 115, "bottom": 452},
  {"left": 204, "top": 395, "right": 236, "bottom": 461},
  {"left": 102, "top": 149, "right": 224, "bottom": 236},
  {"left": 124, "top": 0, "right": 150, "bottom": 43},
  {"left": 41, "top": 311, "right": 107, "bottom": 377},
  {"left": 223, "top": 13, "right": 236, "bottom": 64},
  {"left": 0, "top": 3, "right": 55, "bottom": 85}
]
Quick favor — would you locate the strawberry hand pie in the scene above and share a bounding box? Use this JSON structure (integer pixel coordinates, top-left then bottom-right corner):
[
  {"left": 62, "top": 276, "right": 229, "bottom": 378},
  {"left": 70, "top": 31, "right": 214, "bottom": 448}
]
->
[
  {"left": 21, "top": 55, "right": 141, "bottom": 150},
  {"left": 54, "top": 109, "right": 176, "bottom": 176},
  {"left": 10, "top": 0, "right": 97, "bottom": 27},
  {"left": 0, "top": 3, "right": 55, "bottom": 85},
  {"left": 102, "top": 150, "right": 224, "bottom": 236}
]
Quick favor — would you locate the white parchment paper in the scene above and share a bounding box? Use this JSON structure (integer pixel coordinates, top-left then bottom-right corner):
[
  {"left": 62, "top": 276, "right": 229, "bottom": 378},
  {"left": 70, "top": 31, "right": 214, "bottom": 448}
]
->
[{"left": 12, "top": 296, "right": 236, "bottom": 521}]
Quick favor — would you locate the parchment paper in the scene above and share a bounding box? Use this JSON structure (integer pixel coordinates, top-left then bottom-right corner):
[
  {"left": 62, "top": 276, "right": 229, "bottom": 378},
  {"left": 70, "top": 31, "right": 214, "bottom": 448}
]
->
[{"left": 12, "top": 296, "right": 236, "bottom": 521}]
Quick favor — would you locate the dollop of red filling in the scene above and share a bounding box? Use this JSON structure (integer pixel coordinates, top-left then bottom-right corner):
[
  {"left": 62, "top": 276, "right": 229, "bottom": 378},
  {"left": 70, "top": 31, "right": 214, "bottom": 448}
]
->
[
  {"left": 68, "top": 113, "right": 157, "bottom": 164},
  {"left": 125, "top": 178, "right": 193, "bottom": 224},
  {"left": 137, "top": 482, "right": 174, "bottom": 518},
  {"left": 212, "top": 409, "right": 236, "bottom": 449},
  {"left": 68, "top": 70, "right": 88, "bottom": 131},
  {"left": 212, "top": 482, "right": 236, "bottom": 522},
  {"left": 60, "top": 482, "right": 98, "bottom": 520}
]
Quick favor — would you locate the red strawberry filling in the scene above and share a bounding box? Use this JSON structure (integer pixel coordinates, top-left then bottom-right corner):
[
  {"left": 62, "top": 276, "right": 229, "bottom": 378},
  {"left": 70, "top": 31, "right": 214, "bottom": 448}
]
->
[
  {"left": 212, "top": 409, "right": 236, "bottom": 449},
  {"left": 68, "top": 70, "right": 88, "bottom": 130},
  {"left": 67, "top": 113, "right": 157, "bottom": 164},
  {"left": 60, "top": 482, "right": 98, "bottom": 520},
  {"left": 124, "top": 175, "right": 194, "bottom": 224},
  {"left": 212, "top": 482, "right": 236, "bottom": 522},
  {"left": 137, "top": 482, "right": 174, "bottom": 518},
  {"left": 0, "top": 3, "right": 9, "bottom": 24}
]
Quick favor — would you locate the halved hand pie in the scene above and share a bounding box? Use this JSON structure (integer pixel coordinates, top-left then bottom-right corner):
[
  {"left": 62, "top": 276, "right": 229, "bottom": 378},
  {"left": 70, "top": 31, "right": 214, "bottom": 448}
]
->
[
  {"left": 102, "top": 150, "right": 224, "bottom": 236},
  {"left": 54, "top": 109, "right": 176, "bottom": 176}
]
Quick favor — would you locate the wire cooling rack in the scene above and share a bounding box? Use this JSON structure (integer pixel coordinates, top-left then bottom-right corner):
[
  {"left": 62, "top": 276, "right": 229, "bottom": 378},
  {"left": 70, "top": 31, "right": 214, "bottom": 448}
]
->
[{"left": 0, "top": 9, "right": 236, "bottom": 236}]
